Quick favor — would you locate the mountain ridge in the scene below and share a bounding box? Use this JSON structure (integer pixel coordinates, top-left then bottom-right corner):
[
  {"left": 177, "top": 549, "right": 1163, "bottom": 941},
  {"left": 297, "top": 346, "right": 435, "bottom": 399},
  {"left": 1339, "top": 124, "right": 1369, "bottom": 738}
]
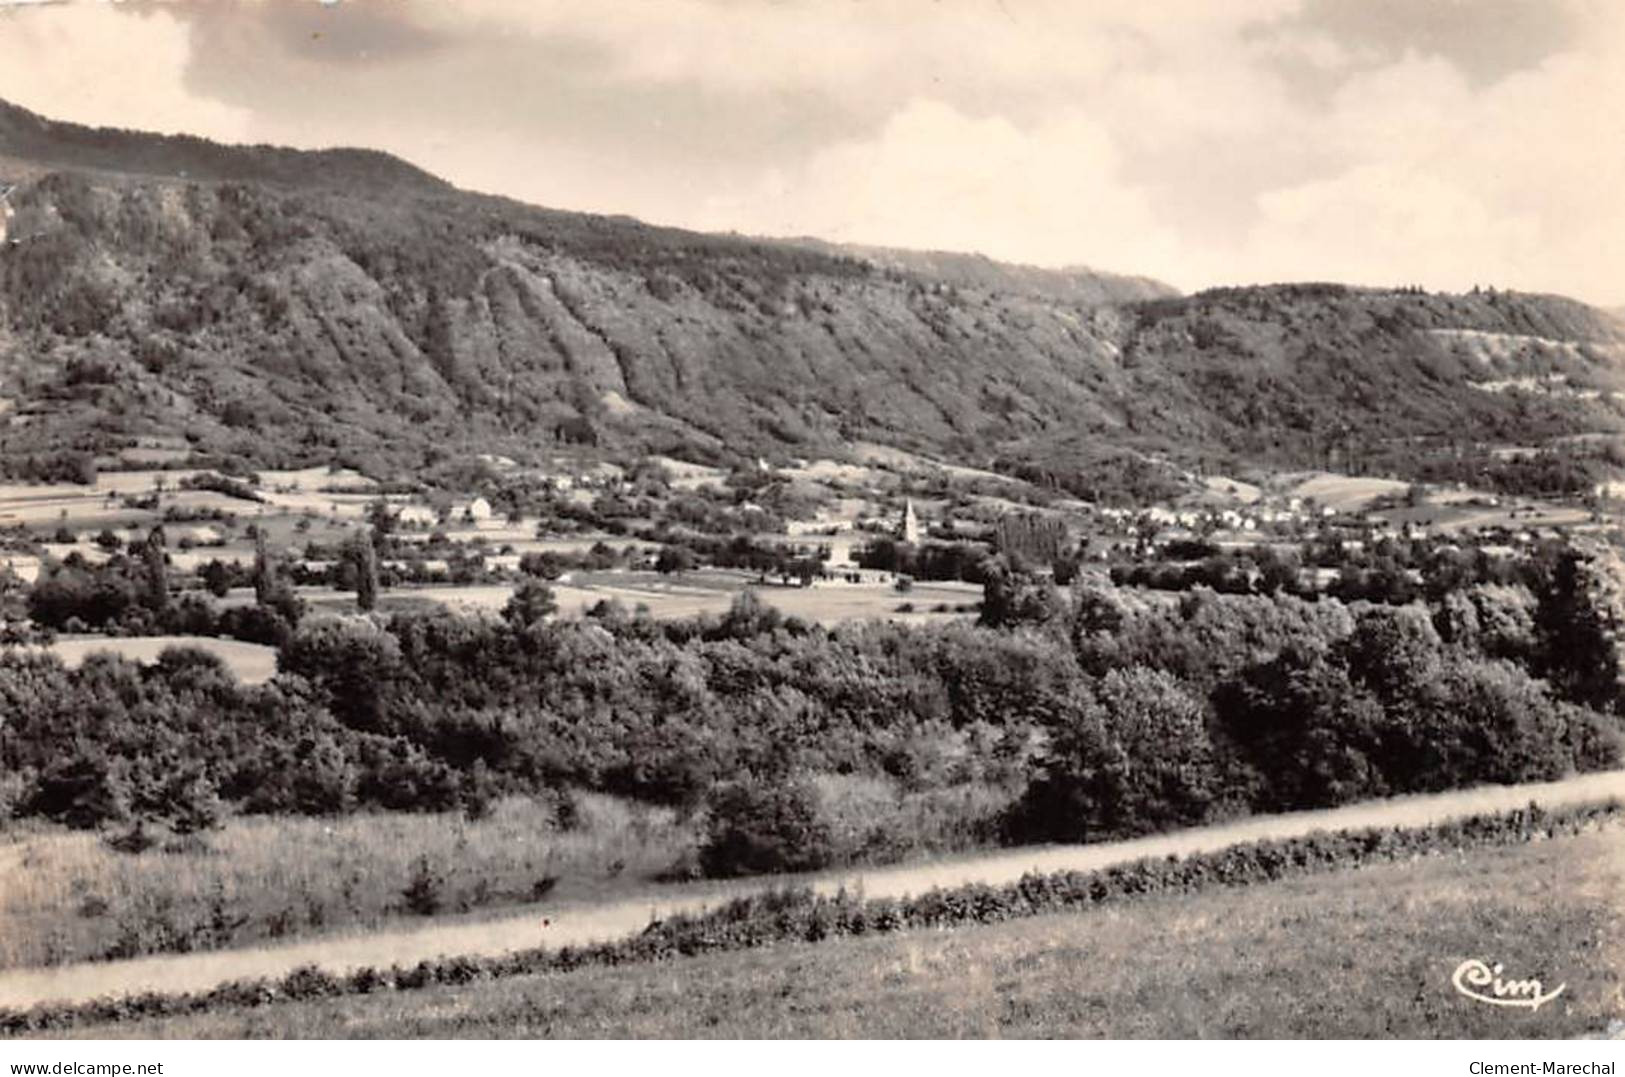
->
[
  {"left": 1, "top": 97, "right": 1622, "bottom": 498},
  {"left": 777, "top": 236, "right": 1177, "bottom": 305},
  {"left": 0, "top": 97, "right": 450, "bottom": 197}
]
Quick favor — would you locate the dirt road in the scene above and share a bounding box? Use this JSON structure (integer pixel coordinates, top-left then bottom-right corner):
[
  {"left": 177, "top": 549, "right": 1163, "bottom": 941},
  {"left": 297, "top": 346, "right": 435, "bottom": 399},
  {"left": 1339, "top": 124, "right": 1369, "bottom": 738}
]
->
[{"left": 4, "top": 768, "right": 1623, "bottom": 1011}]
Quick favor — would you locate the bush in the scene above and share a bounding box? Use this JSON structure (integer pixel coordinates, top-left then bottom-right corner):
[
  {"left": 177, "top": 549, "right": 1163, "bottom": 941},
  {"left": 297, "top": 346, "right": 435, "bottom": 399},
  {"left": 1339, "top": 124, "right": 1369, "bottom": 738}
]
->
[
  {"left": 25, "top": 753, "right": 130, "bottom": 829},
  {"left": 699, "top": 776, "right": 834, "bottom": 878},
  {"left": 152, "top": 769, "right": 225, "bottom": 836},
  {"left": 1008, "top": 669, "right": 1216, "bottom": 842},
  {"left": 401, "top": 855, "right": 445, "bottom": 916},
  {"left": 501, "top": 580, "right": 557, "bottom": 629}
]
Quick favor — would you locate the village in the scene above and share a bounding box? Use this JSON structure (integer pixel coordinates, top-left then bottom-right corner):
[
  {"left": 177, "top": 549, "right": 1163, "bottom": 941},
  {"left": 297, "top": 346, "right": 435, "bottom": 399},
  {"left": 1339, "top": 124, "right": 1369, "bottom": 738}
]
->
[{"left": 0, "top": 427, "right": 1614, "bottom": 680}]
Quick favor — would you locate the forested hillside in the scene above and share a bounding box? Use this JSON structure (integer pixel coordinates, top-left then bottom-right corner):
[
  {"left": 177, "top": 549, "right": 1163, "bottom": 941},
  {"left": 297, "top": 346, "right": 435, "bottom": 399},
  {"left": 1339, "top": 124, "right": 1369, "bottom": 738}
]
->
[{"left": 2, "top": 97, "right": 1623, "bottom": 490}]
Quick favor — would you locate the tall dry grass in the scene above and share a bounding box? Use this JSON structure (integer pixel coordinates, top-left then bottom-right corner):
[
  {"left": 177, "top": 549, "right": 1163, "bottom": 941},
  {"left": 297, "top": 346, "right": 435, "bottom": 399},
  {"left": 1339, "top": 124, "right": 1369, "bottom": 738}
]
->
[
  {"left": 0, "top": 793, "right": 699, "bottom": 969},
  {"left": 0, "top": 773, "right": 1019, "bottom": 970},
  {"left": 811, "top": 774, "right": 1016, "bottom": 863},
  {"left": 52, "top": 820, "right": 1624, "bottom": 1039}
]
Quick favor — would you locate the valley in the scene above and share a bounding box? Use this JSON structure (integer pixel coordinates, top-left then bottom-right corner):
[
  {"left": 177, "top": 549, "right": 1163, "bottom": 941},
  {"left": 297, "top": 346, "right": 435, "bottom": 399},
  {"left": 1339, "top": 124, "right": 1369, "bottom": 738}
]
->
[{"left": 2, "top": 93, "right": 1625, "bottom": 1043}]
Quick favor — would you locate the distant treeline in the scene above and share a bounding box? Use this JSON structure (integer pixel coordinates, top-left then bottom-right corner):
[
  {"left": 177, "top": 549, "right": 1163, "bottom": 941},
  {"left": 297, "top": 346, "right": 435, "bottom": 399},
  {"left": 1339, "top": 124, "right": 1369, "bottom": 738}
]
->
[{"left": 5, "top": 540, "right": 1623, "bottom": 874}]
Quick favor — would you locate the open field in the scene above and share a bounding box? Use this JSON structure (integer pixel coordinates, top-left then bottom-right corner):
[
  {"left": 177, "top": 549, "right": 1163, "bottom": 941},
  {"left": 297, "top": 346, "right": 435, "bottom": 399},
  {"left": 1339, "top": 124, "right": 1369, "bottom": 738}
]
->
[
  {"left": 761, "top": 578, "right": 977, "bottom": 625},
  {"left": 1283, "top": 472, "right": 1411, "bottom": 512},
  {"left": 4, "top": 768, "right": 1623, "bottom": 1013},
  {"left": 1374, "top": 499, "right": 1594, "bottom": 534},
  {"left": 1196, "top": 475, "right": 1264, "bottom": 505},
  {"left": 646, "top": 456, "right": 726, "bottom": 491},
  {"left": 30, "top": 812, "right": 1625, "bottom": 1039},
  {"left": 393, "top": 569, "right": 978, "bottom": 626},
  {"left": 0, "top": 795, "right": 700, "bottom": 973},
  {"left": 0, "top": 776, "right": 1004, "bottom": 978},
  {"left": 41, "top": 635, "right": 279, "bottom": 684}
]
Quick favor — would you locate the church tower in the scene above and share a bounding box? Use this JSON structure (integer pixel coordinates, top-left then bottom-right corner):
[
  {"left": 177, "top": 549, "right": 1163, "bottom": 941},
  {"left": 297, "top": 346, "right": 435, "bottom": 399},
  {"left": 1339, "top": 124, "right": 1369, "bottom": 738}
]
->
[{"left": 900, "top": 499, "right": 920, "bottom": 544}]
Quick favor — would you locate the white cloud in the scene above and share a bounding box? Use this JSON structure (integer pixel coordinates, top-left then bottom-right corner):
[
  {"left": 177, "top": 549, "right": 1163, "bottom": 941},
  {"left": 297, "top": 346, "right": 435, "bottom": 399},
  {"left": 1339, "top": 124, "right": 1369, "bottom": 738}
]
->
[
  {"left": 1250, "top": 164, "right": 1542, "bottom": 289},
  {"left": 1233, "top": 5, "right": 1625, "bottom": 299},
  {"left": 694, "top": 99, "right": 1187, "bottom": 277},
  {"left": 0, "top": 4, "right": 251, "bottom": 139},
  {"left": 0, "top": 0, "right": 1618, "bottom": 303}
]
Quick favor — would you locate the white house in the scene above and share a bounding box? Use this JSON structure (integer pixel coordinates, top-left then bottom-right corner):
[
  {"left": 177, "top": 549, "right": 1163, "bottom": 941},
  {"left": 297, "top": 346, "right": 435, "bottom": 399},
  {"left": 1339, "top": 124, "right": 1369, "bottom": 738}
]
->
[{"left": 394, "top": 505, "right": 439, "bottom": 528}]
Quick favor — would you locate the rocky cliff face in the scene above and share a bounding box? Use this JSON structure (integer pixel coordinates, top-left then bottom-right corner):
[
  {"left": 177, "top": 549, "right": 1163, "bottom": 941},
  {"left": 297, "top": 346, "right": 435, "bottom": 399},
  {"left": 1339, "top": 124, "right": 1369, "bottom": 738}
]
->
[{"left": 1, "top": 98, "right": 1622, "bottom": 488}]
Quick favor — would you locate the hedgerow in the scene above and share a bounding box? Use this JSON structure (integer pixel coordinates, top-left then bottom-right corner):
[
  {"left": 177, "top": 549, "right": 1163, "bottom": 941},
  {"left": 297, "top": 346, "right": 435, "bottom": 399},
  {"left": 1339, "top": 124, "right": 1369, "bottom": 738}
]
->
[{"left": 3, "top": 799, "right": 1617, "bottom": 1035}]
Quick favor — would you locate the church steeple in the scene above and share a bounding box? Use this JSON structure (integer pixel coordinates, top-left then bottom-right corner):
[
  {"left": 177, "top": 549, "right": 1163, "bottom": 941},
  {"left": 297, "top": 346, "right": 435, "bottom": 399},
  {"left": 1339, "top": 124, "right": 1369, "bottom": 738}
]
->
[{"left": 900, "top": 498, "right": 920, "bottom": 544}]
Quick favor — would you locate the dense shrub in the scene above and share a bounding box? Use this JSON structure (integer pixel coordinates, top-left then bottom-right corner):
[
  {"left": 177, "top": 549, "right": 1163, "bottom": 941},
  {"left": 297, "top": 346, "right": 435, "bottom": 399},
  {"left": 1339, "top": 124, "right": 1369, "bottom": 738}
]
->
[
  {"left": 1214, "top": 606, "right": 1620, "bottom": 811},
  {"left": 5, "top": 557, "right": 1620, "bottom": 845},
  {"left": 699, "top": 776, "right": 835, "bottom": 878},
  {"left": 1008, "top": 669, "right": 1216, "bottom": 842},
  {"left": 23, "top": 752, "right": 131, "bottom": 829}
]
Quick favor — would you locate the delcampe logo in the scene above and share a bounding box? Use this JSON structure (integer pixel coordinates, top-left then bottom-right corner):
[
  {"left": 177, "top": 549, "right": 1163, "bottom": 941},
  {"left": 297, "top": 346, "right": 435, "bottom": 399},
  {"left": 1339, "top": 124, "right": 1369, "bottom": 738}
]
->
[{"left": 1452, "top": 958, "right": 1567, "bottom": 1012}]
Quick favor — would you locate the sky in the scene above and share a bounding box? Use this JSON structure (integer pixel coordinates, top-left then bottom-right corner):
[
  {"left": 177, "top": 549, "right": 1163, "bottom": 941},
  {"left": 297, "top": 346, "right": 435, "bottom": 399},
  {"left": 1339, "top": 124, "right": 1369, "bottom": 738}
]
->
[{"left": 0, "top": 0, "right": 1620, "bottom": 305}]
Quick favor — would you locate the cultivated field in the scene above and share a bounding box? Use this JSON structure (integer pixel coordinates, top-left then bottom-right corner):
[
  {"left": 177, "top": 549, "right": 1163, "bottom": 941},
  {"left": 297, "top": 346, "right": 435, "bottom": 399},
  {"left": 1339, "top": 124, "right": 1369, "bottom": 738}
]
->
[
  {"left": 399, "top": 569, "right": 977, "bottom": 626},
  {"left": 40, "top": 635, "right": 280, "bottom": 684},
  {"left": 1282, "top": 472, "right": 1410, "bottom": 512}
]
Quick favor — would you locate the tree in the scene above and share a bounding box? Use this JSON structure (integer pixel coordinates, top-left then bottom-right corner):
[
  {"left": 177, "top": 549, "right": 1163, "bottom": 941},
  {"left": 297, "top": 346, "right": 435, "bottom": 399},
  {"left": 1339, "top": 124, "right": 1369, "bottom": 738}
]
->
[
  {"left": 1214, "top": 643, "right": 1389, "bottom": 809},
  {"left": 1533, "top": 543, "right": 1625, "bottom": 713},
  {"left": 142, "top": 526, "right": 169, "bottom": 612},
  {"left": 978, "top": 556, "right": 1059, "bottom": 629},
  {"left": 1254, "top": 546, "right": 1301, "bottom": 596},
  {"left": 279, "top": 616, "right": 404, "bottom": 733},
  {"left": 1338, "top": 605, "right": 1443, "bottom": 699},
  {"left": 719, "top": 588, "right": 781, "bottom": 638},
  {"left": 698, "top": 775, "right": 833, "bottom": 878},
  {"left": 518, "top": 551, "right": 564, "bottom": 579},
  {"left": 367, "top": 499, "right": 396, "bottom": 537},
  {"left": 200, "top": 559, "right": 233, "bottom": 599},
  {"left": 655, "top": 545, "right": 697, "bottom": 575},
  {"left": 349, "top": 530, "right": 379, "bottom": 612},
  {"left": 25, "top": 752, "right": 130, "bottom": 829},
  {"left": 502, "top": 580, "right": 557, "bottom": 629},
  {"left": 155, "top": 768, "right": 224, "bottom": 836},
  {"left": 1009, "top": 669, "right": 1216, "bottom": 842},
  {"left": 994, "top": 512, "right": 1069, "bottom": 567},
  {"left": 252, "top": 527, "right": 273, "bottom": 605}
]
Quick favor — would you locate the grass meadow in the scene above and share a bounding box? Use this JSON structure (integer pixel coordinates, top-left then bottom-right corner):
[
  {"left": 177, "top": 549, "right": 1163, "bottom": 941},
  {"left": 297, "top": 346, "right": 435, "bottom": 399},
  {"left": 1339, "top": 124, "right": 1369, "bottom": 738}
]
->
[
  {"left": 50, "top": 821, "right": 1625, "bottom": 1039},
  {"left": 0, "top": 776, "right": 1013, "bottom": 970},
  {"left": 0, "top": 795, "right": 698, "bottom": 969}
]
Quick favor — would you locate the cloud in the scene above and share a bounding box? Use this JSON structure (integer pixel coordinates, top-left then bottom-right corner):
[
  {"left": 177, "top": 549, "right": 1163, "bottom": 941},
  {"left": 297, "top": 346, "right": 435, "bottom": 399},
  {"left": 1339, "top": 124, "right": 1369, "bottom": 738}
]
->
[
  {"left": 0, "top": 0, "right": 1618, "bottom": 304},
  {"left": 0, "top": 3, "right": 251, "bottom": 139},
  {"left": 1237, "top": 7, "right": 1625, "bottom": 299},
  {"left": 1264, "top": 0, "right": 1587, "bottom": 87},
  {"left": 695, "top": 100, "right": 1186, "bottom": 278}
]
